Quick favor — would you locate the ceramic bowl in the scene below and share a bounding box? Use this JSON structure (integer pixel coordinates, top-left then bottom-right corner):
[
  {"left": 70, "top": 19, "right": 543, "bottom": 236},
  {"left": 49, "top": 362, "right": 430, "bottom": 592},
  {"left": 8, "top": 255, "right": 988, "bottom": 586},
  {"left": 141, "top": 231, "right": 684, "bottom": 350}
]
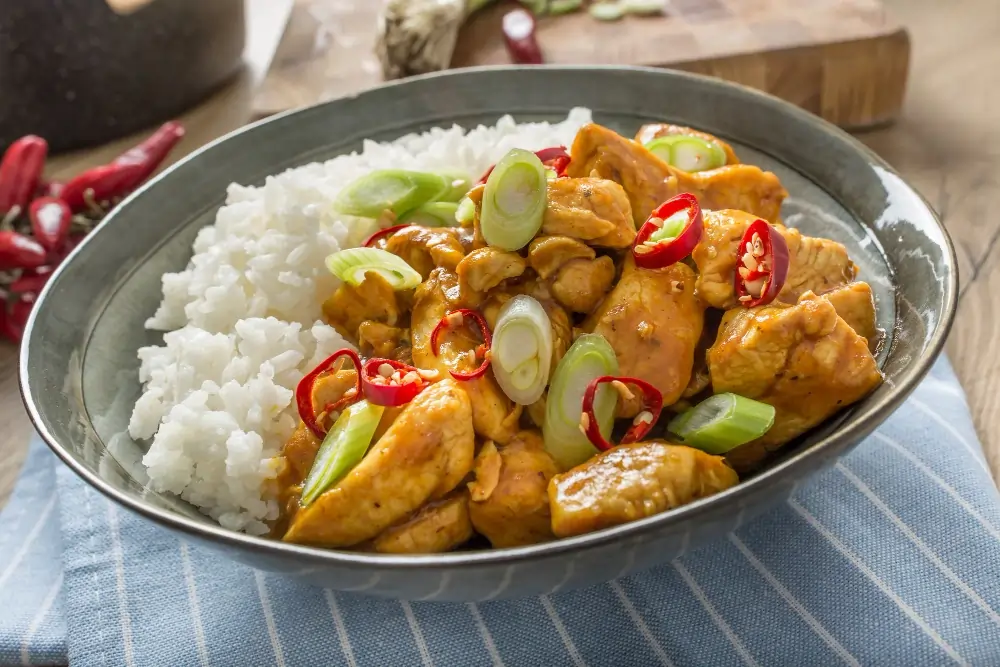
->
[{"left": 20, "top": 66, "right": 957, "bottom": 601}]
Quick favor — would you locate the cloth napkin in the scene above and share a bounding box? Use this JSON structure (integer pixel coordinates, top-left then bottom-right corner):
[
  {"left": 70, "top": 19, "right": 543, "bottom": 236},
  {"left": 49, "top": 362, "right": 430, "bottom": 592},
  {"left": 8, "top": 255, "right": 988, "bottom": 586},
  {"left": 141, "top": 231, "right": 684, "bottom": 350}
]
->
[{"left": 2, "top": 357, "right": 1000, "bottom": 667}]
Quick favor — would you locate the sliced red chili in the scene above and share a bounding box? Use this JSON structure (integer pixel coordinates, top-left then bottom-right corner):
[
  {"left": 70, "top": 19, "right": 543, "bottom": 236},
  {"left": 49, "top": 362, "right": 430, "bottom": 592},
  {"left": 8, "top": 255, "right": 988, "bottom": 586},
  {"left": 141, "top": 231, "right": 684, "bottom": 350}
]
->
[
  {"left": 734, "top": 218, "right": 790, "bottom": 308},
  {"left": 502, "top": 8, "right": 543, "bottom": 65},
  {"left": 362, "top": 223, "right": 412, "bottom": 248},
  {"left": 430, "top": 308, "right": 493, "bottom": 381},
  {"left": 295, "top": 349, "right": 363, "bottom": 439},
  {"left": 361, "top": 357, "right": 427, "bottom": 406},
  {"left": 477, "top": 146, "right": 570, "bottom": 184},
  {"left": 581, "top": 376, "right": 664, "bottom": 451},
  {"left": 631, "top": 192, "right": 703, "bottom": 269}
]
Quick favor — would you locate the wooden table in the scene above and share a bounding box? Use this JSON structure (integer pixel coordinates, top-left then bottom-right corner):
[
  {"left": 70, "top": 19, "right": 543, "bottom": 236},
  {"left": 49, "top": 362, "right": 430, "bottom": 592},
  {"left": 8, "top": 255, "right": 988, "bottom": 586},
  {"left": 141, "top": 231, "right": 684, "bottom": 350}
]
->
[{"left": 1, "top": 0, "right": 998, "bottom": 508}]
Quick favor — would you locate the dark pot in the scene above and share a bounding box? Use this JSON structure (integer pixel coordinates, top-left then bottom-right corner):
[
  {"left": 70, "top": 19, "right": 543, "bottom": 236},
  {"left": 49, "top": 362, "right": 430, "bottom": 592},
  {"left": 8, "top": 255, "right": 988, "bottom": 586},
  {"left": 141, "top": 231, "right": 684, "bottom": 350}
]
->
[{"left": 0, "top": 0, "right": 246, "bottom": 153}]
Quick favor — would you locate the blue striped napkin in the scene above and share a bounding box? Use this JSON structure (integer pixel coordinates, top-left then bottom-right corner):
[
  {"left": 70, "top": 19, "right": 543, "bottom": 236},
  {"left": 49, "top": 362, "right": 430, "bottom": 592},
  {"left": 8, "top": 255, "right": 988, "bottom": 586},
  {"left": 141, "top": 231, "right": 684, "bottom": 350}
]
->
[{"left": 2, "top": 356, "right": 1000, "bottom": 667}]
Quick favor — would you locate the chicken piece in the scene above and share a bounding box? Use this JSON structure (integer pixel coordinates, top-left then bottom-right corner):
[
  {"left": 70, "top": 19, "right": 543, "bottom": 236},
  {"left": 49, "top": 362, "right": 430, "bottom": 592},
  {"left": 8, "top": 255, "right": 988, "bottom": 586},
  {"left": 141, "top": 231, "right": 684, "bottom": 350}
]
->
[
  {"left": 567, "top": 123, "right": 786, "bottom": 225},
  {"left": 384, "top": 225, "right": 466, "bottom": 279},
  {"left": 526, "top": 395, "right": 546, "bottom": 429},
  {"left": 549, "top": 440, "right": 739, "bottom": 538},
  {"left": 541, "top": 177, "right": 636, "bottom": 248},
  {"left": 820, "top": 282, "right": 879, "bottom": 347},
  {"left": 282, "top": 379, "right": 475, "bottom": 547},
  {"left": 322, "top": 272, "right": 403, "bottom": 342},
  {"left": 585, "top": 255, "right": 704, "bottom": 415},
  {"left": 550, "top": 256, "right": 616, "bottom": 314},
  {"left": 634, "top": 123, "right": 740, "bottom": 165},
  {"left": 456, "top": 246, "right": 526, "bottom": 298},
  {"left": 412, "top": 268, "right": 521, "bottom": 443},
  {"left": 708, "top": 295, "right": 883, "bottom": 473},
  {"left": 467, "top": 433, "right": 559, "bottom": 547},
  {"left": 371, "top": 492, "right": 473, "bottom": 554},
  {"left": 358, "top": 321, "right": 410, "bottom": 360},
  {"left": 528, "top": 235, "right": 596, "bottom": 280},
  {"left": 692, "top": 209, "right": 856, "bottom": 309}
]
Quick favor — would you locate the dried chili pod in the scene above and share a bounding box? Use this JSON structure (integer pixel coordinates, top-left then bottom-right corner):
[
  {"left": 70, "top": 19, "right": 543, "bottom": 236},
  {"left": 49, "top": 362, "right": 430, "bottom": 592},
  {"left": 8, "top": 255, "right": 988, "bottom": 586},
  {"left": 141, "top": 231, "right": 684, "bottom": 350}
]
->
[
  {"left": 29, "top": 197, "right": 73, "bottom": 253},
  {"left": 0, "top": 136, "right": 48, "bottom": 218},
  {"left": 0, "top": 230, "right": 47, "bottom": 270}
]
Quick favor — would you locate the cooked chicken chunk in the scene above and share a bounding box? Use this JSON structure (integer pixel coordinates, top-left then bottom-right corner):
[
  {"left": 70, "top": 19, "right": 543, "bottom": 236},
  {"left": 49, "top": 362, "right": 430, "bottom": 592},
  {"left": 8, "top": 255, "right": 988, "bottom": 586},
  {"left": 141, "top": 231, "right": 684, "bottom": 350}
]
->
[
  {"left": 372, "top": 492, "right": 473, "bottom": 554},
  {"left": 323, "top": 272, "right": 404, "bottom": 342},
  {"left": 412, "top": 268, "right": 521, "bottom": 443},
  {"left": 468, "top": 432, "right": 560, "bottom": 547},
  {"left": 550, "top": 256, "right": 616, "bottom": 313},
  {"left": 585, "top": 255, "right": 704, "bottom": 414},
  {"left": 282, "top": 379, "right": 475, "bottom": 547},
  {"left": 542, "top": 177, "right": 636, "bottom": 248},
  {"left": 692, "top": 209, "right": 856, "bottom": 309},
  {"left": 567, "top": 123, "right": 786, "bottom": 224},
  {"left": 358, "top": 321, "right": 410, "bottom": 360},
  {"left": 634, "top": 123, "right": 740, "bottom": 165},
  {"left": 456, "top": 246, "right": 526, "bottom": 295},
  {"left": 820, "top": 282, "right": 879, "bottom": 347},
  {"left": 384, "top": 225, "right": 466, "bottom": 279},
  {"left": 708, "top": 295, "right": 882, "bottom": 472},
  {"left": 528, "top": 235, "right": 596, "bottom": 279},
  {"left": 549, "top": 440, "right": 738, "bottom": 538}
]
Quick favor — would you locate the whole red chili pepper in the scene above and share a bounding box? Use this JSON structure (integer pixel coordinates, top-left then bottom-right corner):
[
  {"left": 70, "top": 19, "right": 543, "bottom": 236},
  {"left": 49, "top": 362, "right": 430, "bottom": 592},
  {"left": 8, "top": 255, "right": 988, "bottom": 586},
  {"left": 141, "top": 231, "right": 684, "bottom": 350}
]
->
[
  {"left": 0, "top": 230, "right": 47, "bottom": 270},
  {"left": 734, "top": 218, "right": 790, "bottom": 308},
  {"left": 502, "top": 8, "right": 543, "bottom": 65},
  {"left": 295, "top": 349, "right": 363, "bottom": 439},
  {"left": 59, "top": 162, "right": 147, "bottom": 213},
  {"left": 361, "top": 357, "right": 427, "bottom": 406},
  {"left": 29, "top": 197, "right": 73, "bottom": 253},
  {"left": 0, "top": 136, "right": 48, "bottom": 218},
  {"left": 111, "top": 121, "right": 185, "bottom": 193},
  {"left": 430, "top": 308, "right": 493, "bottom": 380},
  {"left": 581, "top": 376, "right": 664, "bottom": 452}
]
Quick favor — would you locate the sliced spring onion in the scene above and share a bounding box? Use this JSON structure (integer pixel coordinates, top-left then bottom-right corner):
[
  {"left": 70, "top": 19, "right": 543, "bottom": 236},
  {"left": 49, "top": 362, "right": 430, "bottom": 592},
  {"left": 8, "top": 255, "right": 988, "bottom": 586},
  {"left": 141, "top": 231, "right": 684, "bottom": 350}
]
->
[
  {"left": 455, "top": 196, "right": 476, "bottom": 225},
  {"left": 644, "top": 136, "right": 727, "bottom": 173},
  {"left": 667, "top": 393, "right": 775, "bottom": 455},
  {"left": 480, "top": 148, "right": 548, "bottom": 251},
  {"left": 400, "top": 201, "right": 460, "bottom": 227},
  {"left": 300, "top": 400, "right": 385, "bottom": 506},
  {"left": 543, "top": 334, "right": 619, "bottom": 469},
  {"left": 333, "top": 169, "right": 448, "bottom": 218},
  {"left": 589, "top": 2, "right": 624, "bottom": 20},
  {"left": 550, "top": 0, "right": 583, "bottom": 14},
  {"left": 620, "top": 0, "right": 666, "bottom": 15},
  {"left": 325, "top": 247, "right": 422, "bottom": 290},
  {"left": 437, "top": 171, "right": 473, "bottom": 202},
  {"left": 492, "top": 295, "right": 554, "bottom": 405},
  {"left": 648, "top": 209, "right": 690, "bottom": 243}
]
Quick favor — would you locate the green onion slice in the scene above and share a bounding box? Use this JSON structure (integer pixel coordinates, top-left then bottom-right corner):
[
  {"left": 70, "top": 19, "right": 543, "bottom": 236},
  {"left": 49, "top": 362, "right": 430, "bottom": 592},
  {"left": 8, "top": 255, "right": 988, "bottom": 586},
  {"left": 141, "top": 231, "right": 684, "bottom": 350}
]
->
[
  {"left": 667, "top": 393, "right": 775, "bottom": 455},
  {"left": 480, "top": 148, "right": 548, "bottom": 251},
  {"left": 325, "top": 247, "right": 422, "bottom": 290},
  {"left": 455, "top": 196, "right": 476, "bottom": 225},
  {"left": 437, "top": 171, "right": 473, "bottom": 202},
  {"left": 333, "top": 169, "right": 448, "bottom": 218},
  {"left": 543, "top": 333, "right": 619, "bottom": 469},
  {"left": 620, "top": 0, "right": 666, "bottom": 15},
  {"left": 492, "top": 295, "right": 554, "bottom": 405},
  {"left": 589, "top": 2, "right": 624, "bottom": 20},
  {"left": 300, "top": 400, "right": 385, "bottom": 507},
  {"left": 550, "top": 0, "right": 583, "bottom": 14},
  {"left": 644, "top": 136, "right": 727, "bottom": 173},
  {"left": 400, "top": 201, "right": 460, "bottom": 227}
]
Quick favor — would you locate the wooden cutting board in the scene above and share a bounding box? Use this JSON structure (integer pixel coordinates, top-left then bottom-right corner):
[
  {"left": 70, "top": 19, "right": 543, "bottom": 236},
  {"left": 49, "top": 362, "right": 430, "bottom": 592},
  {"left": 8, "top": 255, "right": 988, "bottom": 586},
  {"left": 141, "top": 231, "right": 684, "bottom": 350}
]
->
[{"left": 253, "top": 0, "right": 909, "bottom": 130}]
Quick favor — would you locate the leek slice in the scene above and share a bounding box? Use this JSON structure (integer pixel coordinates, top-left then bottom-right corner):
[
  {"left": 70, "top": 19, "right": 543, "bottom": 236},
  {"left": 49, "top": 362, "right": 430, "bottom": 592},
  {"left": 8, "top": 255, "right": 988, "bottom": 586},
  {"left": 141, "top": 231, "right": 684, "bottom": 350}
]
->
[
  {"left": 325, "top": 247, "right": 422, "bottom": 290},
  {"left": 300, "top": 400, "right": 385, "bottom": 506}
]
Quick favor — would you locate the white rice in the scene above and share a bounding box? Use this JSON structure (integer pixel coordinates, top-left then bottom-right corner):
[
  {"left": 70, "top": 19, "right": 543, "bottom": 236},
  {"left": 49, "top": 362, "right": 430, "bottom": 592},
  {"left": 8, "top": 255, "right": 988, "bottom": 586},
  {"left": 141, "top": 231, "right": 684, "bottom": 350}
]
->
[{"left": 129, "top": 108, "right": 594, "bottom": 534}]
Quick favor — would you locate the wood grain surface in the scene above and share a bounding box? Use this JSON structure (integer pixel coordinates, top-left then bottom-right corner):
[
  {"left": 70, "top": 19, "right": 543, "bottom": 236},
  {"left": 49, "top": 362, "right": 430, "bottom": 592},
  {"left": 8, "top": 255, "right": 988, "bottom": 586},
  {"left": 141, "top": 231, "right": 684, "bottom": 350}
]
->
[
  {"left": 1, "top": 0, "right": 998, "bottom": 511},
  {"left": 255, "top": 0, "right": 910, "bottom": 129}
]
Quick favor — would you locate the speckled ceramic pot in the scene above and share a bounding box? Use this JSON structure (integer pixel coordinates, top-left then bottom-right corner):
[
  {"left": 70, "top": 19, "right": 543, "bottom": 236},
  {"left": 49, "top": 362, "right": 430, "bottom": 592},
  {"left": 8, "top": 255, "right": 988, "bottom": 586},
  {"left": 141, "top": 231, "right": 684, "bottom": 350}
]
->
[
  {"left": 21, "top": 67, "right": 957, "bottom": 601},
  {"left": 0, "top": 0, "right": 245, "bottom": 152}
]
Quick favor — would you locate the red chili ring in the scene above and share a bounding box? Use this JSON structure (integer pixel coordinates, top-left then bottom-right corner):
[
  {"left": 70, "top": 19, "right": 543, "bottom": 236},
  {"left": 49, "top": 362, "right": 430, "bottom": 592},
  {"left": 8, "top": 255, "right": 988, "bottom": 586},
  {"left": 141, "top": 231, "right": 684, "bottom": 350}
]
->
[
  {"left": 430, "top": 308, "right": 493, "bottom": 381},
  {"left": 631, "top": 193, "right": 704, "bottom": 269},
  {"left": 581, "top": 376, "right": 664, "bottom": 451},
  {"left": 295, "top": 349, "right": 363, "bottom": 439},
  {"left": 734, "top": 218, "right": 790, "bottom": 308},
  {"left": 363, "top": 223, "right": 412, "bottom": 248},
  {"left": 361, "top": 357, "right": 426, "bottom": 406}
]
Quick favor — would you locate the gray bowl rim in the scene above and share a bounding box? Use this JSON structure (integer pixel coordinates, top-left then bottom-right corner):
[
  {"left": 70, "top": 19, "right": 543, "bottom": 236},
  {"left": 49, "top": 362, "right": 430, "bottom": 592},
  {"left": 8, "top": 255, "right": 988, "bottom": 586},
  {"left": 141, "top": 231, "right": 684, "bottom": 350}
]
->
[{"left": 20, "top": 64, "right": 958, "bottom": 570}]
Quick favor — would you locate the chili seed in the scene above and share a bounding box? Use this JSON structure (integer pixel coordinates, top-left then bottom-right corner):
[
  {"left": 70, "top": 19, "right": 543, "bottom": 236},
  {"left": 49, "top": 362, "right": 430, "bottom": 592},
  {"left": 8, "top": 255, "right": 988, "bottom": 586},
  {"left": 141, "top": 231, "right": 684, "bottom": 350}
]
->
[
  {"left": 647, "top": 216, "right": 664, "bottom": 228},
  {"left": 611, "top": 380, "right": 634, "bottom": 402},
  {"left": 447, "top": 311, "right": 464, "bottom": 327},
  {"left": 343, "top": 387, "right": 358, "bottom": 399},
  {"left": 738, "top": 266, "right": 751, "bottom": 280},
  {"left": 633, "top": 410, "right": 654, "bottom": 426},
  {"left": 634, "top": 244, "right": 653, "bottom": 255},
  {"left": 742, "top": 252, "right": 759, "bottom": 272},
  {"left": 579, "top": 411, "right": 591, "bottom": 434}
]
